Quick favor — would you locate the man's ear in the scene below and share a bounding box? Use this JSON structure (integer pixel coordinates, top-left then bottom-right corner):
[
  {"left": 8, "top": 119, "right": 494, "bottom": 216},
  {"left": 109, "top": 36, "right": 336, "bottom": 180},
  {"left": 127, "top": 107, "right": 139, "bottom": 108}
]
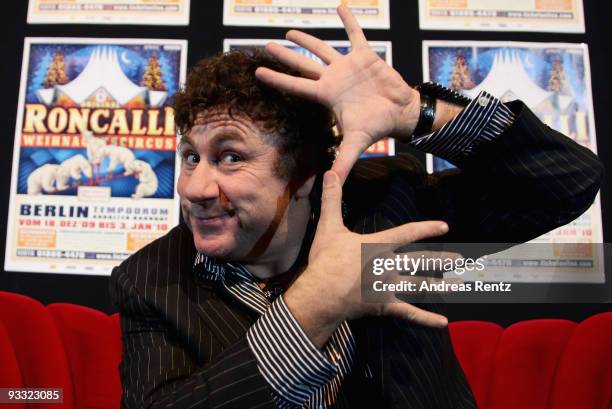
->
[{"left": 294, "top": 172, "right": 317, "bottom": 199}]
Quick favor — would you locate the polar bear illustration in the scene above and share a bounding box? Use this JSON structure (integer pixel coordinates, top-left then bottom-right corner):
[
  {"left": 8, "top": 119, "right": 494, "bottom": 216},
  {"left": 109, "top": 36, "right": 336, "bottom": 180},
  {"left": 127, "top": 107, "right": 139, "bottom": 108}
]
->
[
  {"left": 84, "top": 132, "right": 106, "bottom": 166},
  {"left": 103, "top": 145, "right": 135, "bottom": 175},
  {"left": 126, "top": 160, "right": 158, "bottom": 199},
  {"left": 84, "top": 132, "right": 135, "bottom": 175},
  {"left": 55, "top": 154, "right": 92, "bottom": 190},
  {"left": 27, "top": 164, "right": 60, "bottom": 195}
]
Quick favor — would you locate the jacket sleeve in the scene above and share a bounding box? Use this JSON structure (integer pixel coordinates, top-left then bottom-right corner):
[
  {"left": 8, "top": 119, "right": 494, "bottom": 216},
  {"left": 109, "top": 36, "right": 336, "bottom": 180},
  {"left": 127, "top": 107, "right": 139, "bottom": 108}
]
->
[
  {"left": 428, "top": 99, "right": 603, "bottom": 244},
  {"left": 110, "top": 265, "right": 277, "bottom": 409},
  {"left": 346, "top": 99, "right": 604, "bottom": 245}
]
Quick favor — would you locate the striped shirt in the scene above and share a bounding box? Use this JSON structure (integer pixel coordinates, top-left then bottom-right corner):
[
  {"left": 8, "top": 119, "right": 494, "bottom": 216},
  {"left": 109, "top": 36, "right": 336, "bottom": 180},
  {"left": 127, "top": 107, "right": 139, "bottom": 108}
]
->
[
  {"left": 194, "top": 255, "right": 355, "bottom": 409},
  {"left": 194, "top": 90, "right": 515, "bottom": 409}
]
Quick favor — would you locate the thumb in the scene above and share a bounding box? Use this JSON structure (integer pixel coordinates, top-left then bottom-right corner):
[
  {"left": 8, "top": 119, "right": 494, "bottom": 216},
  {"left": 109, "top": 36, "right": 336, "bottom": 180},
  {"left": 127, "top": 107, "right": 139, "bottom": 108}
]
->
[
  {"left": 331, "top": 139, "right": 363, "bottom": 185},
  {"left": 319, "top": 170, "right": 343, "bottom": 228}
]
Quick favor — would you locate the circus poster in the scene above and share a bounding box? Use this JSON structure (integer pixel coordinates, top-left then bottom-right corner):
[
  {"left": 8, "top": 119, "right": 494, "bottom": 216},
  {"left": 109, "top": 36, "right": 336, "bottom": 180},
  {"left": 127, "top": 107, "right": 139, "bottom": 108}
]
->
[
  {"left": 423, "top": 41, "right": 603, "bottom": 283},
  {"left": 6, "top": 38, "right": 187, "bottom": 275},
  {"left": 224, "top": 39, "right": 395, "bottom": 157}
]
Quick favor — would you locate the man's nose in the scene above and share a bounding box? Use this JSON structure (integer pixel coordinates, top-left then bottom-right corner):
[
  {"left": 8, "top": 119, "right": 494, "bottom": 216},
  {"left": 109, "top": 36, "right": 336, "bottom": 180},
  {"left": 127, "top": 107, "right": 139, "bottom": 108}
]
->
[{"left": 179, "top": 162, "right": 220, "bottom": 203}]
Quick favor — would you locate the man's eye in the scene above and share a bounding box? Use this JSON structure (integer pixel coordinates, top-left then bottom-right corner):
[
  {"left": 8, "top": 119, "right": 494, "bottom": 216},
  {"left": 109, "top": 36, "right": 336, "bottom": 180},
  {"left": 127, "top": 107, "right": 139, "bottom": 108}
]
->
[
  {"left": 185, "top": 152, "right": 200, "bottom": 165},
  {"left": 219, "top": 153, "right": 241, "bottom": 164}
]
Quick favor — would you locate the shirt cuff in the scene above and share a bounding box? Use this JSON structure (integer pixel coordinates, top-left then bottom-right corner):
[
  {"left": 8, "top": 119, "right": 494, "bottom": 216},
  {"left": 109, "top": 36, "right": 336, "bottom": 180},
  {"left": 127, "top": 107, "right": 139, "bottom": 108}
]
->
[
  {"left": 409, "top": 90, "right": 516, "bottom": 166},
  {"left": 246, "top": 295, "right": 337, "bottom": 406}
]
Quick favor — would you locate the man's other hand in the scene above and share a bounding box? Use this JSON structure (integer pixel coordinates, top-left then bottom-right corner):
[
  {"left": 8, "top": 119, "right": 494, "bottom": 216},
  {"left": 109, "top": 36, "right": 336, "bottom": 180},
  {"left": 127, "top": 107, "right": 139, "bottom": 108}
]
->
[{"left": 283, "top": 171, "right": 450, "bottom": 349}]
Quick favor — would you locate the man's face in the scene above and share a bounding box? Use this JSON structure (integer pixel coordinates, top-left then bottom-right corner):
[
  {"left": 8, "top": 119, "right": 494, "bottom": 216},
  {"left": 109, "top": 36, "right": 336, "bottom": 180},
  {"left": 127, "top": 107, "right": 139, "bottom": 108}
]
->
[{"left": 177, "top": 109, "right": 302, "bottom": 263}]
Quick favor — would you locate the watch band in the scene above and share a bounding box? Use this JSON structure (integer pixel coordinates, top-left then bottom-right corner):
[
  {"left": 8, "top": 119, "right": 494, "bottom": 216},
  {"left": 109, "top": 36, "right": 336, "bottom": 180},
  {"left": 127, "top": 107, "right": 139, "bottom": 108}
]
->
[
  {"left": 412, "top": 82, "right": 472, "bottom": 138},
  {"left": 412, "top": 91, "right": 436, "bottom": 138}
]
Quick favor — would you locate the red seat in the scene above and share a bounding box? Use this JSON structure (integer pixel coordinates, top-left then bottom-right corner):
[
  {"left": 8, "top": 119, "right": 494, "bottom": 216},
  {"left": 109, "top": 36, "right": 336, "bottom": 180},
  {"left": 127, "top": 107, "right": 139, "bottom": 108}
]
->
[
  {"left": 487, "top": 319, "right": 576, "bottom": 409},
  {"left": 48, "top": 303, "right": 122, "bottom": 409},
  {"left": 0, "top": 290, "right": 610, "bottom": 409},
  {"left": 0, "top": 320, "right": 26, "bottom": 409},
  {"left": 549, "top": 312, "right": 612, "bottom": 409},
  {"left": 448, "top": 321, "right": 503, "bottom": 409},
  {"left": 0, "top": 291, "right": 74, "bottom": 409},
  {"left": 449, "top": 315, "right": 612, "bottom": 409}
]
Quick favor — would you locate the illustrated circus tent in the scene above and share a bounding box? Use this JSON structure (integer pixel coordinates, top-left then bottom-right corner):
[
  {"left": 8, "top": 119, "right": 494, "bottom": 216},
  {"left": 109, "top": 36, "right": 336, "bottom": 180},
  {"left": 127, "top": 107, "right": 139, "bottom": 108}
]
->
[
  {"left": 464, "top": 50, "right": 573, "bottom": 113},
  {"left": 36, "top": 46, "right": 167, "bottom": 108}
]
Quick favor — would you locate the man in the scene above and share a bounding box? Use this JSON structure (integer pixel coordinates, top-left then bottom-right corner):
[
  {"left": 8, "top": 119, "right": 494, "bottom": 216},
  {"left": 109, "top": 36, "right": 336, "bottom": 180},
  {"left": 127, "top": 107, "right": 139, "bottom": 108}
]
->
[{"left": 110, "top": 6, "right": 603, "bottom": 409}]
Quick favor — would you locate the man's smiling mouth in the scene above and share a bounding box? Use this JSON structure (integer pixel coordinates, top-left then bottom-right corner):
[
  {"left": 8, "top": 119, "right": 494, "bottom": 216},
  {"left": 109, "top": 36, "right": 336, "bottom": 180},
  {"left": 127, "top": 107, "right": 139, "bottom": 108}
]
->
[{"left": 190, "top": 209, "right": 237, "bottom": 227}]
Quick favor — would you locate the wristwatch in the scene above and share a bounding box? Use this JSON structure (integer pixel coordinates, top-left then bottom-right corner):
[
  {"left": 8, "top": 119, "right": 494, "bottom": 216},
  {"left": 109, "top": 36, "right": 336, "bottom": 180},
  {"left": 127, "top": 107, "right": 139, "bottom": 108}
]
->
[{"left": 412, "top": 82, "right": 471, "bottom": 138}]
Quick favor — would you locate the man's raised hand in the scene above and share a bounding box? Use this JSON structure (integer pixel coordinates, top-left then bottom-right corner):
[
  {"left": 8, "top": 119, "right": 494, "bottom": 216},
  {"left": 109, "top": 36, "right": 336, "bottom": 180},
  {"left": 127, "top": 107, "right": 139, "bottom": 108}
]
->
[{"left": 256, "top": 5, "right": 422, "bottom": 183}]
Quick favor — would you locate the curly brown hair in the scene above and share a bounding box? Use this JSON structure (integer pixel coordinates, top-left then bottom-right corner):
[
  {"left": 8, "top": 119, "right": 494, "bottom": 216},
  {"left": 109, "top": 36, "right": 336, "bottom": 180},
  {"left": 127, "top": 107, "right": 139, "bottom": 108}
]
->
[{"left": 172, "top": 48, "right": 339, "bottom": 181}]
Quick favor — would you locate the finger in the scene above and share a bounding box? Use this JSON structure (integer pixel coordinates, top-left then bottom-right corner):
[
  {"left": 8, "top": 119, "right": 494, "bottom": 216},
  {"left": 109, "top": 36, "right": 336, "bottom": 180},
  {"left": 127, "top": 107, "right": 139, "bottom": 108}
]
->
[
  {"left": 318, "top": 170, "right": 343, "bottom": 228},
  {"left": 255, "top": 67, "right": 318, "bottom": 100},
  {"left": 337, "top": 4, "right": 368, "bottom": 49},
  {"left": 264, "top": 42, "right": 324, "bottom": 80},
  {"left": 371, "top": 221, "right": 449, "bottom": 244},
  {"left": 331, "top": 139, "right": 364, "bottom": 184},
  {"left": 383, "top": 303, "right": 448, "bottom": 328},
  {"left": 286, "top": 30, "right": 342, "bottom": 64}
]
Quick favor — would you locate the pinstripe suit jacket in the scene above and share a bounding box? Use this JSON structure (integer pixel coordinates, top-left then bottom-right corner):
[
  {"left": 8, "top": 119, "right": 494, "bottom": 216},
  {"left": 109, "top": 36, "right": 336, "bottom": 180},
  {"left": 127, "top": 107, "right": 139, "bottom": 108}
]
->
[{"left": 110, "top": 101, "right": 603, "bottom": 409}]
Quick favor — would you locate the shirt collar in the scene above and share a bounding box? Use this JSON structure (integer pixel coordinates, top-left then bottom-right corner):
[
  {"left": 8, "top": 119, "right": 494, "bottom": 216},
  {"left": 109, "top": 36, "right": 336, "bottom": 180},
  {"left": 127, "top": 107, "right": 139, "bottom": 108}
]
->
[{"left": 194, "top": 253, "right": 256, "bottom": 282}]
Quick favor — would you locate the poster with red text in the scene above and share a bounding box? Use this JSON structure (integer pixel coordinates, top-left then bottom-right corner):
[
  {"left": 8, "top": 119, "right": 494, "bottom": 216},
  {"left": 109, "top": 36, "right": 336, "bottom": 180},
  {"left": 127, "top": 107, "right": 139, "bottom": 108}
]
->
[{"left": 5, "top": 38, "right": 187, "bottom": 275}]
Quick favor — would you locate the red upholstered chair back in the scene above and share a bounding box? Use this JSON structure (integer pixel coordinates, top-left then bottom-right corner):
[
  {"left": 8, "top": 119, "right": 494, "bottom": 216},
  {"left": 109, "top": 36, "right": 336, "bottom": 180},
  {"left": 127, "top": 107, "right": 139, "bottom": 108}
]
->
[
  {"left": 487, "top": 319, "right": 576, "bottom": 409},
  {"left": 448, "top": 321, "right": 503, "bottom": 409},
  {"left": 47, "top": 303, "right": 122, "bottom": 409},
  {"left": 0, "top": 320, "right": 26, "bottom": 409},
  {"left": 549, "top": 312, "right": 612, "bottom": 409},
  {"left": 1, "top": 290, "right": 610, "bottom": 409},
  {"left": 449, "top": 314, "right": 612, "bottom": 409},
  {"left": 0, "top": 291, "right": 75, "bottom": 409}
]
